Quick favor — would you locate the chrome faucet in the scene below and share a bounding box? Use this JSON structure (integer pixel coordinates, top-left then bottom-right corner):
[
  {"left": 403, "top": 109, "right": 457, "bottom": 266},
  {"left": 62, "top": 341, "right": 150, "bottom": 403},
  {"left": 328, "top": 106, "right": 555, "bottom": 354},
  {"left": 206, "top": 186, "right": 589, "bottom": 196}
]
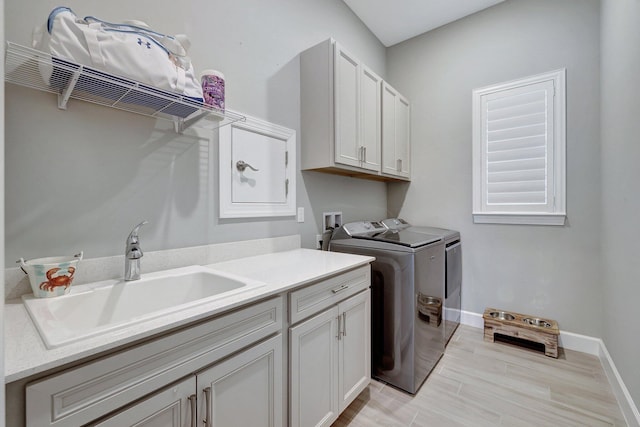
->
[{"left": 124, "top": 221, "right": 148, "bottom": 281}]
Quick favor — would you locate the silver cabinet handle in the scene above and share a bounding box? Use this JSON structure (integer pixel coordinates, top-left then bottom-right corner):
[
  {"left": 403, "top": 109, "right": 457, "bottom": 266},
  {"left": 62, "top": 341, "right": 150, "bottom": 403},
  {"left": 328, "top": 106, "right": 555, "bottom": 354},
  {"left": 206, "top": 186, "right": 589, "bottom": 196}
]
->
[
  {"left": 236, "top": 160, "right": 259, "bottom": 172},
  {"left": 397, "top": 158, "right": 402, "bottom": 171},
  {"left": 203, "top": 387, "right": 212, "bottom": 427},
  {"left": 342, "top": 312, "right": 347, "bottom": 337},
  {"left": 337, "top": 315, "right": 342, "bottom": 341},
  {"left": 331, "top": 284, "right": 350, "bottom": 294},
  {"left": 188, "top": 394, "right": 197, "bottom": 427}
]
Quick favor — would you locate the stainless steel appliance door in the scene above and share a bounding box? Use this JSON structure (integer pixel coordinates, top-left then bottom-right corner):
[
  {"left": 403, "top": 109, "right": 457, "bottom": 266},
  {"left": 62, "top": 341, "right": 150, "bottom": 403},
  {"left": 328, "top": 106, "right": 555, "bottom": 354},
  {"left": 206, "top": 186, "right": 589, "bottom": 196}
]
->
[
  {"left": 413, "top": 242, "right": 445, "bottom": 393},
  {"left": 368, "top": 251, "right": 415, "bottom": 393},
  {"left": 444, "top": 241, "right": 462, "bottom": 344}
]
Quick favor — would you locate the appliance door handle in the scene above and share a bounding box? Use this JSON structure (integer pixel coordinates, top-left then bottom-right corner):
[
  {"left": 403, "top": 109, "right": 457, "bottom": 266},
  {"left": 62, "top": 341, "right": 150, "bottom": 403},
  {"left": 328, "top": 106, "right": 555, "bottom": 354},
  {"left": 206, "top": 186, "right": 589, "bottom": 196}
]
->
[
  {"left": 446, "top": 242, "right": 461, "bottom": 252},
  {"left": 203, "top": 387, "right": 212, "bottom": 427},
  {"left": 188, "top": 394, "right": 197, "bottom": 427}
]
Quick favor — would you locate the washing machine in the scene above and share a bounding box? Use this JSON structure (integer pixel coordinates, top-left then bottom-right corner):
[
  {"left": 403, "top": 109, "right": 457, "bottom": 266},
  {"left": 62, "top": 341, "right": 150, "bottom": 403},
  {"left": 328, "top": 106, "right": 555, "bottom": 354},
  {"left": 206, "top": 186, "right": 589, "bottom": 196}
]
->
[
  {"left": 329, "top": 221, "right": 445, "bottom": 394},
  {"left": 381, "top": 218, "right": 461, "bottom": 345}
]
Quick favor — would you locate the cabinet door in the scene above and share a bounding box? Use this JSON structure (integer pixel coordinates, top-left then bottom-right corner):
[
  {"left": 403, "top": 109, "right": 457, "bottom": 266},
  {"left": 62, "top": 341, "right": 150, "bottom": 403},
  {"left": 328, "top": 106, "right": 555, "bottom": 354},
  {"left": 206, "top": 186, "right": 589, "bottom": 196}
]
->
[
  {"left": 290, "top": 306, "right": 340, "bottom": 427},
  {"left": 382, "top": 82, "right": 411, "bottom": 178},
  {"left": 197, "top": 334, "right": 283, "bottom": 427},
  {"left": 338, "top": 290, "right": 371, "bottom": 412},
  {"left": 90, "top": 376, "right": 195, "bottom": 427},
  {"left": 334, "top": 42, "right": 361, "bottom": 168},
  {"left": 360, "top": 65, "right": 382, "bottom": 172}
]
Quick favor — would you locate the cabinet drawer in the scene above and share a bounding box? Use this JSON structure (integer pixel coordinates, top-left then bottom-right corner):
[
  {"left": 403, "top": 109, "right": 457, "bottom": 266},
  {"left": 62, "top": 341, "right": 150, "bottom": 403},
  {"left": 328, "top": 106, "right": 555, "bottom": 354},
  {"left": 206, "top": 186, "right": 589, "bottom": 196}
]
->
[
  {"left": 26, "top": 296, "right": 283, "bottom": 427},
  {"left": 289, "top": 266, "right": 370, "bottom": 324}
]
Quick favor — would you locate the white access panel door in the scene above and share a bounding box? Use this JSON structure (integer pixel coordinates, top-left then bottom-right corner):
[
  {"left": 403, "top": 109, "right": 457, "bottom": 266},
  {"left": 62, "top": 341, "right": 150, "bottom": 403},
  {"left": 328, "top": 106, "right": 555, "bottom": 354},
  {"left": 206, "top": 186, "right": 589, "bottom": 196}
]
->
[
  {"left": 90, "top": 376, "right": 195, "bottom": 427},
  {"left": 197, "top": 335, "right": 283, "bottom": 427},
  {"left": 219, "top": 113, "right": 296, "bottom": 218},
  {"left": 290, "top": 306, "right": 340, "bottom": 427},
  {"left": 360, "top": 66, "right": 381, "bottom": 172},
  {"left": 231, "top": 126, "right": 286, "bottom": 203},
  {"left": 334, "top": 42, "right": 361, "bottom": 168},
  {"left": 338, "top": 290, "right": 371, "bottom": 412}
]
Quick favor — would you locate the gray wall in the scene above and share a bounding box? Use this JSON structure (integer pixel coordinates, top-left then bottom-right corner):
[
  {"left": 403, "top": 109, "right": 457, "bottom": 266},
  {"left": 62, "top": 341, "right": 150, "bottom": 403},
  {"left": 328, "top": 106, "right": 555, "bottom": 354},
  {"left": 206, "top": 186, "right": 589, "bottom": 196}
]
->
[
  {"left": 1, "top": 0, "right": 6, "bottom": 419},
  {"left": 386, "top": 0, "right": 603, "bottom": 336},
  {"left": 601, "top": 0, "right": 640, "bottom": 407},
  {"left": 4, "top": 0, "right": 388, "bottom": 264}
]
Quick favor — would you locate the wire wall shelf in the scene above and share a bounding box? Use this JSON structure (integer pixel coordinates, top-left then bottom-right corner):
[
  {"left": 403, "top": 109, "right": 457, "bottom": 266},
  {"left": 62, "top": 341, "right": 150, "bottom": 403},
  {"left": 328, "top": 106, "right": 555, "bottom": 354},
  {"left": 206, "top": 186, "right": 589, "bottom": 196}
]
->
[{"left": 4, "top": 42, "right": 245, "bottom": 132}]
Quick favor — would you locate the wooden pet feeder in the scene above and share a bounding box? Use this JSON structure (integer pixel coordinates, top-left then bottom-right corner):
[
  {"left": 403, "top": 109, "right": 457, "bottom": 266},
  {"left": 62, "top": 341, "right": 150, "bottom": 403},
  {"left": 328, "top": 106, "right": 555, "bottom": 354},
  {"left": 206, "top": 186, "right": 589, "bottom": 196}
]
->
[{"left": 483, "top": 308, "right": 559, "bottom": 358}]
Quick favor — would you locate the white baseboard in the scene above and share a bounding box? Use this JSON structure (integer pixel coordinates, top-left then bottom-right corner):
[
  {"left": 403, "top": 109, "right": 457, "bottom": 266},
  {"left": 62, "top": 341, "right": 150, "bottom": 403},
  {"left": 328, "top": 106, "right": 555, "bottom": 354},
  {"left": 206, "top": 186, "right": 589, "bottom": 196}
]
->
[
  {"left": 460, "top": 310, "right": 484, "bottom": 329},
  {"left": 460, "top": 310, "right": 640, "bottom": 426},
  {"left": 599, "top": 340, "right": 640, "bottom": 427}
]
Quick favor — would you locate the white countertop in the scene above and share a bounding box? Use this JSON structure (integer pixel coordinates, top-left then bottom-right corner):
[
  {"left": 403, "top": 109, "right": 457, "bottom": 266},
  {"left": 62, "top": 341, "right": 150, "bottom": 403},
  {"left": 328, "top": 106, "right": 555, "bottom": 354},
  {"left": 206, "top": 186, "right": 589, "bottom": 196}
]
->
[{"left": 4, "top": 249, "right": 373, "bottom": 383}]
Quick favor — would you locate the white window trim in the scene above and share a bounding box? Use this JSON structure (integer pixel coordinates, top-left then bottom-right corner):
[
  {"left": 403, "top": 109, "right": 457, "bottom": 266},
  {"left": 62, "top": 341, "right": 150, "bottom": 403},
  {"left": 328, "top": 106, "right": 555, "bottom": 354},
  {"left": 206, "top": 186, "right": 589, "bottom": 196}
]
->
[{"left": 472, "top": 69, "right": 566, "bottom": 226}]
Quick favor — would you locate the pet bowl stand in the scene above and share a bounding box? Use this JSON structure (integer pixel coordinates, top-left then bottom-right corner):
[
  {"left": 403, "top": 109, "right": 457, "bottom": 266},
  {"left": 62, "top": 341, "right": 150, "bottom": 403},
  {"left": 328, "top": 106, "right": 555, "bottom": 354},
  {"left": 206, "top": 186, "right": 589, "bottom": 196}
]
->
[{"left": 482, "top": 308, "right": 559, "bottom": 358}]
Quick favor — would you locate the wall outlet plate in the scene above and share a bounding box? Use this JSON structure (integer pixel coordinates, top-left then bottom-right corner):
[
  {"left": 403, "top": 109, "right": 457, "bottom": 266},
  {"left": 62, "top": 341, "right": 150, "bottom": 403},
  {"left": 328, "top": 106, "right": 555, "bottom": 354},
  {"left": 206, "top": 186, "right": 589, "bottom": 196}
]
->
[{"left": 322, "top": 211, "right": 343, "bottom": 231}]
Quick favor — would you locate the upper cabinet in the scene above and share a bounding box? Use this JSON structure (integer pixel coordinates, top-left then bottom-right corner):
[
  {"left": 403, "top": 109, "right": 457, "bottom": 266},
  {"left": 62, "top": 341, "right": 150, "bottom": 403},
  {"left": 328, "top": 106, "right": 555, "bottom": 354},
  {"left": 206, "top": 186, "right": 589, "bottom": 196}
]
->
[
  {"left": 382, "top": 82, "right": 411, "bottom": 179},
  {"left": 301, "top": 39, "right": 409, "bottom": 182}
]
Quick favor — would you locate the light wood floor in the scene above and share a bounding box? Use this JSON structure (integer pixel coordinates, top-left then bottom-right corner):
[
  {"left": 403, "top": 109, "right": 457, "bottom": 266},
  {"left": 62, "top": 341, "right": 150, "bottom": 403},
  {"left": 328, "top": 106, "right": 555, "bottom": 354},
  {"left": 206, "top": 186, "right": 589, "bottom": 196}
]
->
[{"left": 333, "top": 325, "right": 627, "bottom": 426}]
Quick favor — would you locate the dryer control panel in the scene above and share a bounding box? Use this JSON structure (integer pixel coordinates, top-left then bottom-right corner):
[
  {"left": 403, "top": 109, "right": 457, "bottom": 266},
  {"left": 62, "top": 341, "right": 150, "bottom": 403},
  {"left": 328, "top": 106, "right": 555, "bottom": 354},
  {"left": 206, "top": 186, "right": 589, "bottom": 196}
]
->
[{"left": 341, "top": 221, "right": 387, "bottom": 236}]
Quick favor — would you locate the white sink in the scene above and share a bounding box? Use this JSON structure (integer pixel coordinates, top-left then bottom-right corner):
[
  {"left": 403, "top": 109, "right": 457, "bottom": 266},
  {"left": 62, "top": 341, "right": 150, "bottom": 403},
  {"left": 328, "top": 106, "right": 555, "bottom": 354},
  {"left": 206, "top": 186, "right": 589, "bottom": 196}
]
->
[{"left": 22, "top": 265, "right": 264, "bottom": 349}]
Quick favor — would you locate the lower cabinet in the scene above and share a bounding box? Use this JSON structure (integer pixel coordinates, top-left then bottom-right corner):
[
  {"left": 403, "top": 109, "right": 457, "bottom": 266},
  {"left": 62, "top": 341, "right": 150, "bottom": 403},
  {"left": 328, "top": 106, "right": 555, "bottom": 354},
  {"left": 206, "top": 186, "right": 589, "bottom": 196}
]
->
[
  {"left": 197, "top": 334, "right": 283, "bottom": 427},
  {"left": 25, "top": 297, "right": 283, "bottom": 427},
  {"left": 289, "top": 289, "right": 371, "bottom": 427},
  {"left": 92, "top": 334, "right": 282, "bottom": 427},
  {"left": 20, "top": 267, "right": 372, "bottom": 427}
]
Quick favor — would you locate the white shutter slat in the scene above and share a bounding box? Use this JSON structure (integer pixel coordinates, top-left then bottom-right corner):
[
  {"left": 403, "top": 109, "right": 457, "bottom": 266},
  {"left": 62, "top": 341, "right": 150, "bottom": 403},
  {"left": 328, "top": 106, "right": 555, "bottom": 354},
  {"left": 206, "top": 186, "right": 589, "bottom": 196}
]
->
[
  {"left": 488, "top": 100, "right": 546, "bottom": 121},
  {"left": 488, "top": 123, "right": 546, "bottom": 142},
  {"left": 488, "top": 169, "right": 545, "bottom": 183},
  {"left": 487, "top": 112, "right": 546, "bottom": 132},
  {"left": 486, "top": 89, "right": 546, "bottom": 110},
  {"left": 488, "top": 191, "right": 546, "bottom": 205},
  {"left": 488, "top": 135, "right": 546, "bottom": 153},
  {"left": 488, "top": 180, "right": 546, "bottom": 194},
  {"left": 488, "top": 158, "right": 546, "bottom": 173},
  {"left": 488, "top": 146, "right": 546, "bottom": 163}
]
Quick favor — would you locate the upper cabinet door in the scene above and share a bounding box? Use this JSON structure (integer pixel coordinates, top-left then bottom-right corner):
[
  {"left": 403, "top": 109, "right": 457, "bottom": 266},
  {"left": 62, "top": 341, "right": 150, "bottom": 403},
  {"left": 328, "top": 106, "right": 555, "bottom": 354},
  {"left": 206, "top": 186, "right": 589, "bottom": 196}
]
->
[
  {"left": 334, "top": 42, "right": 361, "bottom": 168},
  {"left": 360, "top": 65, "right": 382, "bottom": 172},
  {"left": 382, "top": 82, "right": 411, "bottom": 179}
]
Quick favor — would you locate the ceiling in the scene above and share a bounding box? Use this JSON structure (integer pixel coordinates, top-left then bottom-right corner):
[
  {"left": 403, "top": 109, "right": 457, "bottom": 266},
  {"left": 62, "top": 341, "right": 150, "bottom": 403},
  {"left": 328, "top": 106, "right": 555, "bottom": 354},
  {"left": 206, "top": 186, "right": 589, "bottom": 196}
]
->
[{"left": 342, "top": 0, "right": 505, "bottom": 47}]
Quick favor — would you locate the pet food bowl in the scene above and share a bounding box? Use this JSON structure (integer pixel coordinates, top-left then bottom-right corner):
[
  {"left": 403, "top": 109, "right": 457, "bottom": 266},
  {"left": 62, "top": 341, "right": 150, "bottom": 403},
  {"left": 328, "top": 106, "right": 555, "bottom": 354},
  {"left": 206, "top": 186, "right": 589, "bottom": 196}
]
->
[
  {"left": 523, "top": 317, "right": 552, "bottom": 328},
  {"left": 488, "top": 311, "right": 515, "bottom": 321},
  {"left": 19, "top": 252, "right": 83, "bottom": 298}
]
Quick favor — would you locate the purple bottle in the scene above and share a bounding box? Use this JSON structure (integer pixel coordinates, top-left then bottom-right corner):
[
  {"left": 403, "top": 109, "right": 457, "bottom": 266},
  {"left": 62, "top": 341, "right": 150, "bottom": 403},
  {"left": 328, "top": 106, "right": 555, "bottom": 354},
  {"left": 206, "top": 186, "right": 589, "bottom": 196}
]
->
[{"left": 200, "top": 69, "right": 225, "bottom": 111}]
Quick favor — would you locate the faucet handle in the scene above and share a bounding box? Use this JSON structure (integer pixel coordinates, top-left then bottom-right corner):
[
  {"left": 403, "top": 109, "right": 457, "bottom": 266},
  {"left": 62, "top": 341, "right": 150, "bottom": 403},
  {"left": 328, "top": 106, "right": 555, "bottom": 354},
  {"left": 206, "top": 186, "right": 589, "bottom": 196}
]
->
[{"left": 127, "top": 220, "right": 148, "bottom": 244}]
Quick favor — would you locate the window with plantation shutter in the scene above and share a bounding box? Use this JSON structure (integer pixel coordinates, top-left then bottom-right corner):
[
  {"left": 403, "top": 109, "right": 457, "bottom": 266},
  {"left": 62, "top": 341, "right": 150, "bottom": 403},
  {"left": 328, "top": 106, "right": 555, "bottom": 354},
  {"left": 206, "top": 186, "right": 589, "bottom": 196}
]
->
[{"left": 472, "top": 69, "right": 566, "bottom": 225}]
